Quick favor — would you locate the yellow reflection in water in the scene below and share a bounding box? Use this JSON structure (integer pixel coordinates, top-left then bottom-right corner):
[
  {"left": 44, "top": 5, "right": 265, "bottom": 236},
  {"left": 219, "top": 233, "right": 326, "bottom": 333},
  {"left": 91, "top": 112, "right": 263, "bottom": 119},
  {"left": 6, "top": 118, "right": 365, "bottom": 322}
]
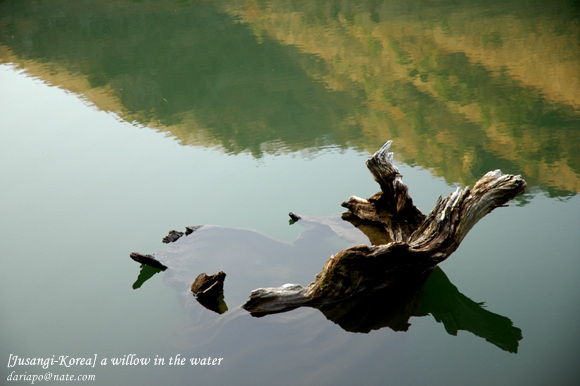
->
[
  {"left": 222, "top": 0, "right": 580, "bottom": 192},
  {"left": 1, "top": 0, "right": 578, "bottom": 193}
]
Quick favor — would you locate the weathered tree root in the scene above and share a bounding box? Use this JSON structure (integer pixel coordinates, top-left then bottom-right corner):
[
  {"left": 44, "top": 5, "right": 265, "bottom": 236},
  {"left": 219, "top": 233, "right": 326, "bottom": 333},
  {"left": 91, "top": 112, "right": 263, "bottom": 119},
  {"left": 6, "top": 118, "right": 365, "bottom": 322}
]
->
[
  {"left": 243, "top": 141, "right": 526, "bottom": 314},
  {"left": 190, "top": 271, "right": 226, "bottom": 297},
  {"left": 191, "top": 271, "right": 228, "bottom": 314},
  {"left": 162, "top": 225, "right": 203, "bottom": 244},
  {"left": 130, "top": 252, "right": 168, "bottom": 271}
]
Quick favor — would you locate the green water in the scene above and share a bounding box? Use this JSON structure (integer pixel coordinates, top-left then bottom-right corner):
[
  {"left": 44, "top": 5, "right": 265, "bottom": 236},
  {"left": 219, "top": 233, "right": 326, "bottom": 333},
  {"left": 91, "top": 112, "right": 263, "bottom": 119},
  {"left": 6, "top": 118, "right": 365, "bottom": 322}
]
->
[{"left": 1, "top": 1, "right": 579, "bottom": 385}]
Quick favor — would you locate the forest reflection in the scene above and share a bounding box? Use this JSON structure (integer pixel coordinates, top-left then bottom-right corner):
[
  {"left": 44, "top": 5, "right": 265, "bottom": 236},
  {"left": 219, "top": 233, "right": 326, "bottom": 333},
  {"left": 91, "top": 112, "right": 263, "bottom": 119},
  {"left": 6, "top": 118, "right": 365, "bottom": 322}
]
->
[{"left": 0, "top": 0, "right": 578, "bottom": 195}]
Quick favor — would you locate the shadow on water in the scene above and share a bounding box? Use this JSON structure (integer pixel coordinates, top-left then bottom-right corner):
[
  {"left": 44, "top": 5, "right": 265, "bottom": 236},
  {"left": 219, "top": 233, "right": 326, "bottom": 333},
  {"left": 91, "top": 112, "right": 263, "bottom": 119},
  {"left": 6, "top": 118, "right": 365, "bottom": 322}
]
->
[
  {"left": 131, "top": 215, "right": 522, "bottom": 353},
  {"left": 316, "top": 267, "right": 522, "bottom": 353},
  {"left": 132, "top": 265, "right": 164, "bottom": 289}
]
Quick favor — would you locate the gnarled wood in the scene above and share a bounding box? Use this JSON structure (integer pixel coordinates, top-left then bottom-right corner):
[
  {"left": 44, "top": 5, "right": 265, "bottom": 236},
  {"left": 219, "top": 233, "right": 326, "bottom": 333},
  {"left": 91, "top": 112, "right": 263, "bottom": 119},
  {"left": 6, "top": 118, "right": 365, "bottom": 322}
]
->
[
  {"left": 243, "top": 141, "right": 526, "bottom": 315},
  {"left": 130, "top": 252, "right": 168, "bottom": 271},
  {"left": 342, "top": 141, "right": 425, "bottom": 242}
]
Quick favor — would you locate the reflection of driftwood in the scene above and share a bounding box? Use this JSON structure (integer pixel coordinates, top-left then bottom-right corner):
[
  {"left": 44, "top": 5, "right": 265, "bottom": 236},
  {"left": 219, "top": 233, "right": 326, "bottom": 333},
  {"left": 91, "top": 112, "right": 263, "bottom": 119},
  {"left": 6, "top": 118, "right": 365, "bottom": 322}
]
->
[
  {"left": 243, "top": 141, "right": 526, "bottom": 315},
  {"left": 416, "top": 268, "right": 522, "bottom": 353},
  {"left": 132, "top": 265, "right": 164, "bottom": 289},
  {"left": 311, "top": 267, "right": 522, "bottom": 352}
]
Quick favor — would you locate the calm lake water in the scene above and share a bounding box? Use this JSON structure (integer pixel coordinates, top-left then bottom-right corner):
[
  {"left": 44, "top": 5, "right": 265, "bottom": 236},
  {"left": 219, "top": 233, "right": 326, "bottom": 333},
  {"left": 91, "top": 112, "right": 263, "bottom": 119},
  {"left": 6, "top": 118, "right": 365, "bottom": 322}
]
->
[{"left": 1, "top": 1, "right": 579, "bottom": 385}]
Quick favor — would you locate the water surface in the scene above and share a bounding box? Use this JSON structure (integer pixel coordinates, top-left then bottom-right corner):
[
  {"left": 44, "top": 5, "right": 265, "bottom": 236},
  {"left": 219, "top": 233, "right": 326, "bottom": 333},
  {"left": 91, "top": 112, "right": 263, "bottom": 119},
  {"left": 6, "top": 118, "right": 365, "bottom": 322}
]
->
[{"left": 1, "top": 1, "right": 579, "bottom": 385}]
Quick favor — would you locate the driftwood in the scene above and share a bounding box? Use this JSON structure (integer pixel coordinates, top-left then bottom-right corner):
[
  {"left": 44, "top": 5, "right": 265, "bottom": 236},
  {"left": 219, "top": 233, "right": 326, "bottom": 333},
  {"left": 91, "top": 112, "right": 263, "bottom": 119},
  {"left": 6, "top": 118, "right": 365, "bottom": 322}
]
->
[
  {"left": 163, "top": 230, "right": 184, "bottom": 244},
  {"left": 243, "top": 141, "right": 526, "bottom": 315},
  {"left": 190, "top": 271, "right": 228, "bottom": 314},
  {"left": 130, "top": 252, "right": 168, "bottom": 271},
  {"left": 162, "top": 225, "right": 203, "bottom": 244},
  {"left": 126, "top": 142, "right": 525, "bottom": 350}
]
